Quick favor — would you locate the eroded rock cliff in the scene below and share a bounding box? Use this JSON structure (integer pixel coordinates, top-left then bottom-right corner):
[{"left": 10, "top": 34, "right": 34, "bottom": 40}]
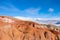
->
[{"left": 0, "top": 16, "right": 60, "bottom": 40}]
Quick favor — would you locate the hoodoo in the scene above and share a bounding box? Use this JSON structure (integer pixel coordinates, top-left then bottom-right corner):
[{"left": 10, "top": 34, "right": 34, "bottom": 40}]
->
[{"left": 0, "top": 16, "right": 60, "bottom": 40}]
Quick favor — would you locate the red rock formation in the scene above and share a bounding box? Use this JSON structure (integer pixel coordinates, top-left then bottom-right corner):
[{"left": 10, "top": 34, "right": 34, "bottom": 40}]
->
[{"left": 0, "top": 16, "right": 60, "bottom": 40}]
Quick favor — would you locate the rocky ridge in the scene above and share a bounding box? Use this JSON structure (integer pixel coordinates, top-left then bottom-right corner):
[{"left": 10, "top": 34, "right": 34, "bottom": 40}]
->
[{"left": 0, "top": 16, "right": 60, "bottom": 40}]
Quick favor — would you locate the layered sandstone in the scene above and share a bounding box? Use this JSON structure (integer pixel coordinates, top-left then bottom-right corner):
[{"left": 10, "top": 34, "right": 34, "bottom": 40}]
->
[{"left": 0, "top": 16, "right": 60, "bottom": 40}]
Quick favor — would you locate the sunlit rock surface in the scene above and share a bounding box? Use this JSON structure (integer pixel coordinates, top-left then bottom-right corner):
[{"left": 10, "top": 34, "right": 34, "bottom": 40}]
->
[{"left": 0, "top": 16, "right": 60, "bottom": 40}]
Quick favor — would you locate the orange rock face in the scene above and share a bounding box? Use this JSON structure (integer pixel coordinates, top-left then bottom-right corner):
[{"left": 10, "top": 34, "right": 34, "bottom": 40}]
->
[{"left": 0, "top": 16, "right": 60, "bottom": 40}]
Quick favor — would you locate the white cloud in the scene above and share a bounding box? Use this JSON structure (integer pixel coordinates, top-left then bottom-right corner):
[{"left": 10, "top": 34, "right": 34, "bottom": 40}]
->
[
  {"left": 51, "top": 18, "right": 60, "bottom": 20},
  {"left": 48, "top": 8, "right": 54, "bottom": 12},
  {"left": 14, "top": 16, "right": 60, "bottom": 26},
  {"left": 0, "top": 2, "right": 41, "bottom": 14},
  {"left": 14, "top": 16, "right": 36, "bottom": 21},
  {"left": 14, "top": 16, "right": 60, "bottom": 21},
  {"left": 14, "top": 16, "right": 47, "bottom": 21},
  {"left": 23, "top": 8, "right": 40, "bottom": 14},
  {"left": 1, "top": 2, "right": 60, "bottom": 20},
  {"left": 0, "top": 4, "right": 21, "bottom": 12}
]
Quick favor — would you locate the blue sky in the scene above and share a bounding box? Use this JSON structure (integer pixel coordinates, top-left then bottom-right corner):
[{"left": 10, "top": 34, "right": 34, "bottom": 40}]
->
[{"left": 0, "top": 0, "right": 60, "bottom": 19}]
